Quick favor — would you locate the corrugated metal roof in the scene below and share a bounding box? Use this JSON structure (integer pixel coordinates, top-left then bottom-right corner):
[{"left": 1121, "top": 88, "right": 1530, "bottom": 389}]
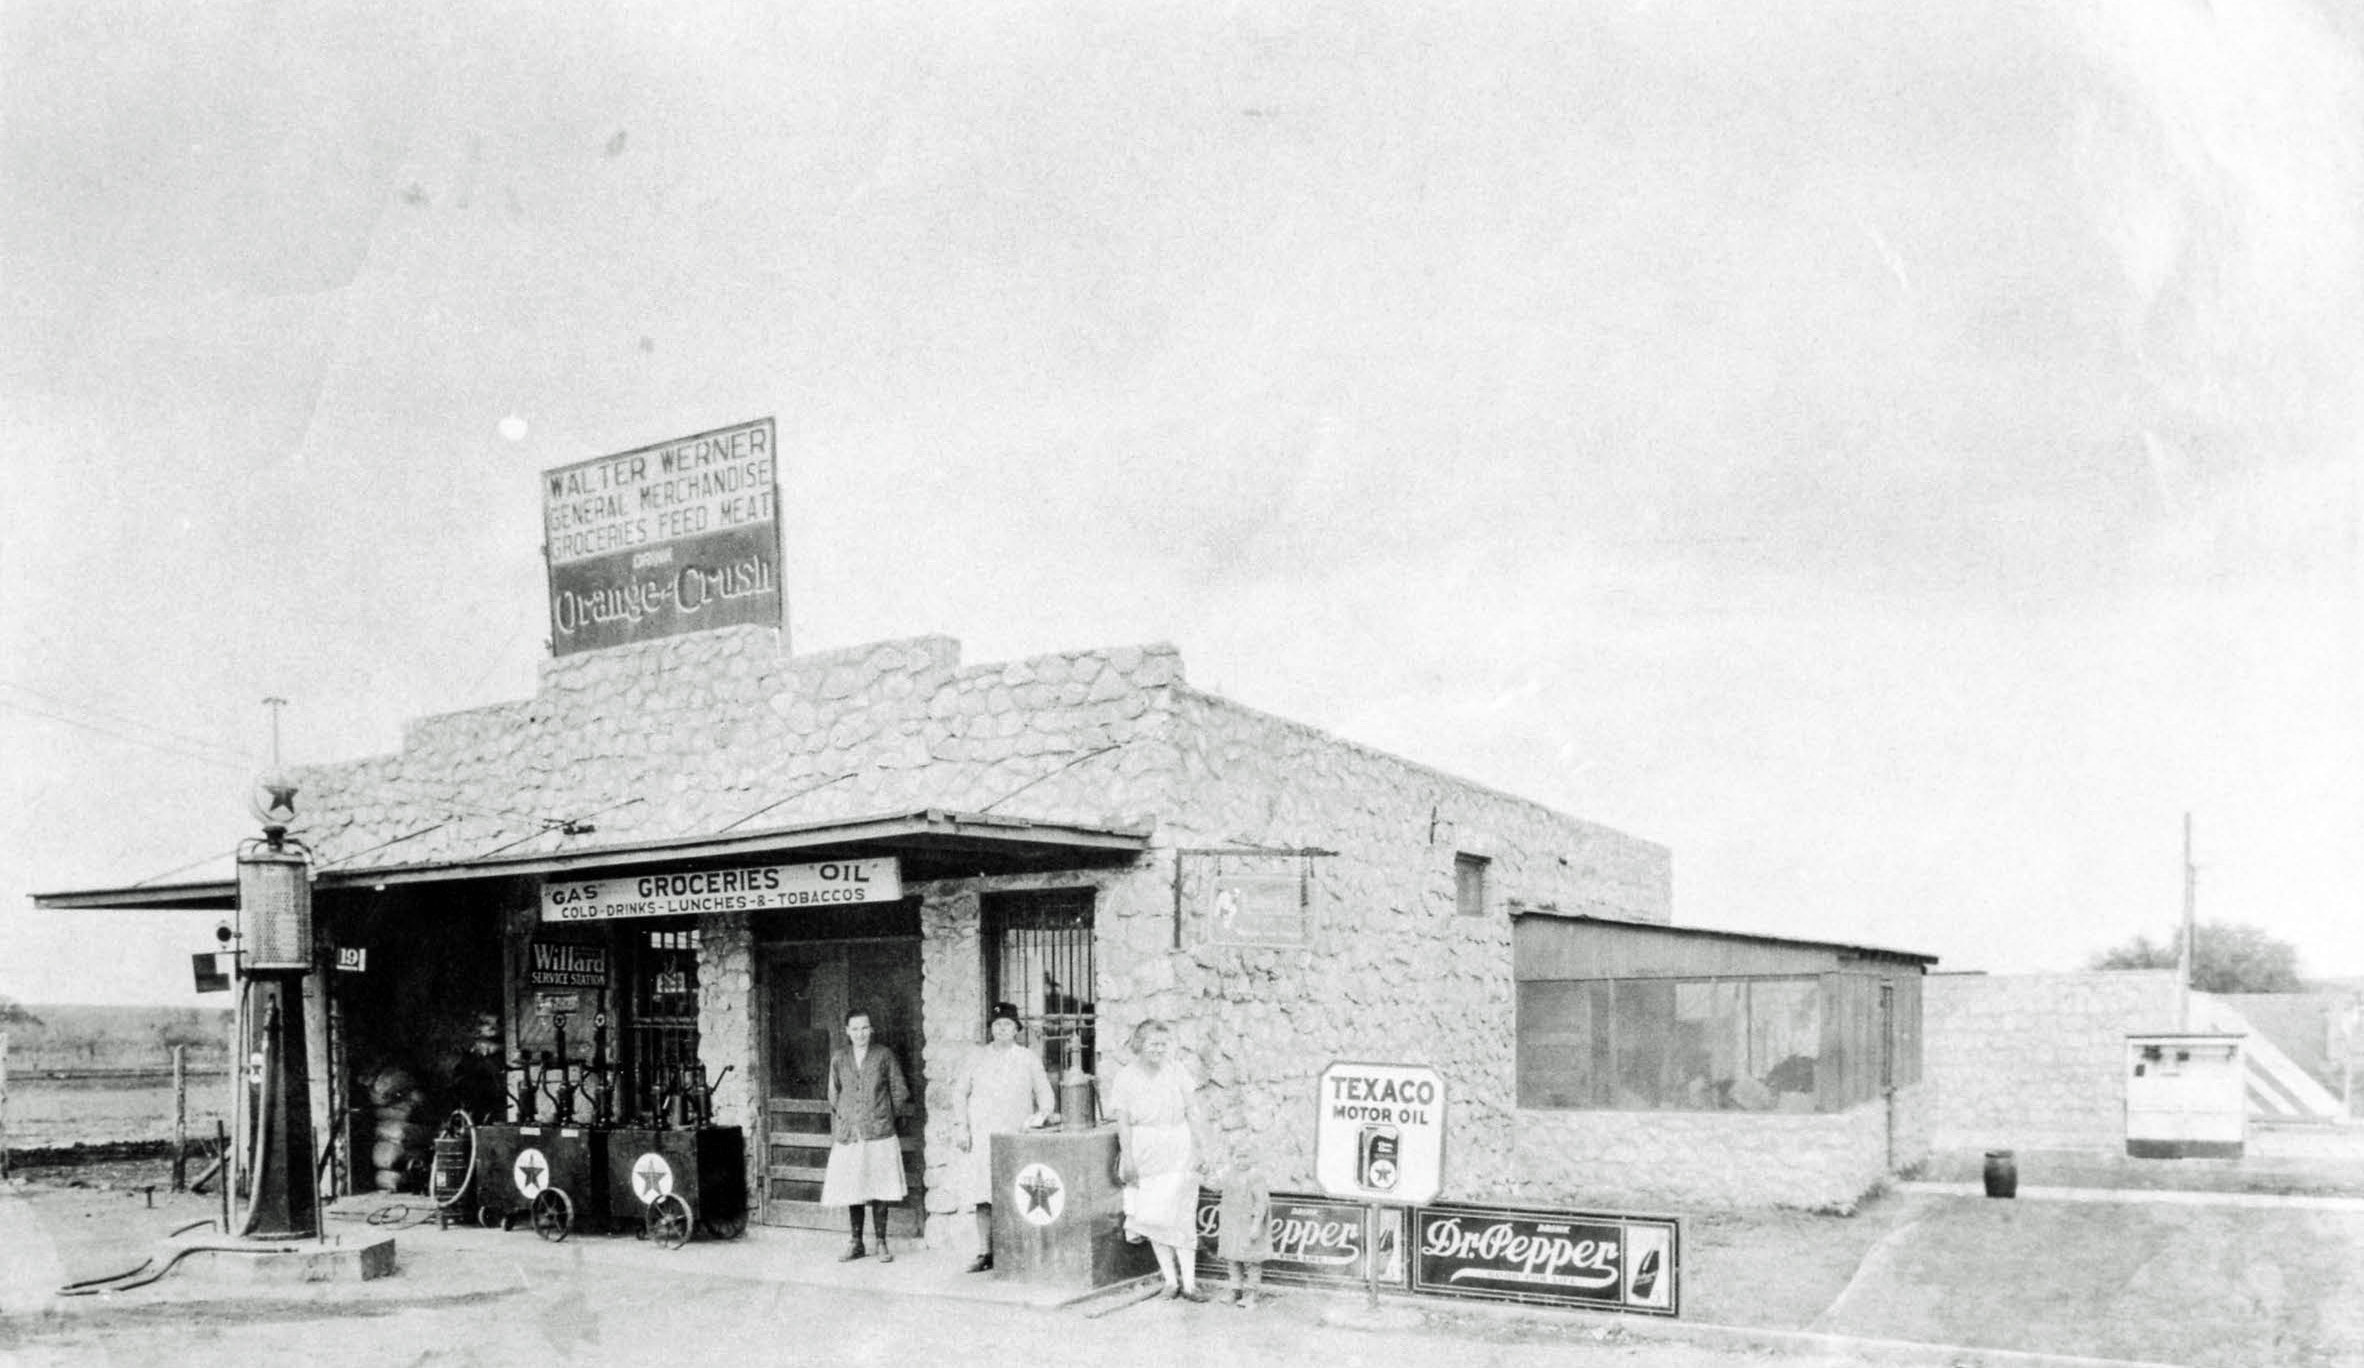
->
[{"left": 1512, "top": 910, "right": 1939, "bottom": 966}]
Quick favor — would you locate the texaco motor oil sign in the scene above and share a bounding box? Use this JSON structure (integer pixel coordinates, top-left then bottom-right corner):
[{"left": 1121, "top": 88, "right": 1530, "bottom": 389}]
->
[{"left": 1313, "top": 1061, "right": 1446, "bottom": 1205}]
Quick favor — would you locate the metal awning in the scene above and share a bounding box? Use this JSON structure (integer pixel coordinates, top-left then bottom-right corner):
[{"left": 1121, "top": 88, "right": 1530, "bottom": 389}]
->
[
  {"left": 30, "top": 809, "right": 1154, "bottom": 912},
  {"left": 1513, "top": 911, "right": 1939, "bottom": 967}
]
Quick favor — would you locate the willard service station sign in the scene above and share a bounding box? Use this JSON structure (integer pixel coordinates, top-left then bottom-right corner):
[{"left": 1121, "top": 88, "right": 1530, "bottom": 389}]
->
[{"left": 542, "top": 417, "right": 783, "bottom": 657}]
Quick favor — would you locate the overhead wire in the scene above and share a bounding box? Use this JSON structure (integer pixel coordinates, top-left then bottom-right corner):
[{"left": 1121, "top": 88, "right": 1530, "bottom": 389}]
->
[
  {"left": 0, "top": 680, "right": 256, "bottom": 765},
  {"left": 0, "top": 695, "right": 256, "bottom": 773},
  {"left": 130, "top": 847, "right": 244, "bottom": 887},
  {"left": 718, "top": 770, "right": 855, "bottom": 833},
  {"left": 462, "top": 795, "right": 646, "bottom": 862},
  {"left": 313, "top": 822, "right": 454, "bottom": 871},
  {"left": 385, "top": 790, "right": 577, "bottom": 828},
  {"left": 976, "top": 743, "right": 1125, "bottom": 815}
]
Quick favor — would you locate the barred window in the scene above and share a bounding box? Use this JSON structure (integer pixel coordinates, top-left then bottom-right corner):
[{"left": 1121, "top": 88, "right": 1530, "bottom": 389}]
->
[
  {"left": 983, "top": 889, "right": 1096, "bottom": 1081},
  {"left": 627, "top": 924, "right": 701, "bottom": 1119}
]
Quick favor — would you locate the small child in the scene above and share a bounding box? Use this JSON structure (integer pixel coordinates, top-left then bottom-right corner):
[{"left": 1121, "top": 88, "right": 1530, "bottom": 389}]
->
[{"left": 1214, "top": 1164, "right": 1272, "bottom": 1308}]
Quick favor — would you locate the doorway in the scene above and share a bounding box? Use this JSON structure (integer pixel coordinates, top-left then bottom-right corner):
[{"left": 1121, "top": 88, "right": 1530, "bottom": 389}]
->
[{"left": 759, "top": 938, "right": 926, "bottom": 1232}]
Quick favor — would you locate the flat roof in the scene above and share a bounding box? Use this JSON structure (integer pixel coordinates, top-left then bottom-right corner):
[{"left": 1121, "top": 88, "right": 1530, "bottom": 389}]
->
[
  {"left": 30, "top": 808, "right": 1153, "bottom": 912},
  {"left": 1514, "top": 910, "right": 1939, "bottom": 966}
]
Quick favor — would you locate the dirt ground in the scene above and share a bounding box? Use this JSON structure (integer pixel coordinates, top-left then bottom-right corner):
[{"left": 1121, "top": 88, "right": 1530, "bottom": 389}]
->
[{"left": 6, "top": 1147, "right": 2364, "bottom": 1367}]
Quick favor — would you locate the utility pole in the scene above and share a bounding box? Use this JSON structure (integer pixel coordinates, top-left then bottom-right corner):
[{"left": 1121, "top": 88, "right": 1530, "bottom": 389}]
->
[
  {"left": 263, "top": 696, "right": 287, "bottom": 770},
  {"left": 2178, "top": 813, "right": 2197, "bottom": 1030}
]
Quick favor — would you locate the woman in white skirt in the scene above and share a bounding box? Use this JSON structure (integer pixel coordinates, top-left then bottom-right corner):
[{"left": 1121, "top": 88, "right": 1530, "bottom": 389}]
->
[
  {"left": 955, "top": 1002, "right": 1058, "bottom": 1272},
  {"left": 1108, "top": 1018, "right": 1210, "bottom": 1300},
  {"left": 821, "top": 1009, "right": 911, "bottom": 1262}
]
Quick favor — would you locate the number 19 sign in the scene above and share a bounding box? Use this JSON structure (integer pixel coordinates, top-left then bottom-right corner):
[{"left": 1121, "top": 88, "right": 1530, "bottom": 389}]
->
[{"left": 1314, "top": 1061, "right": 1446, "bottom": 1205}]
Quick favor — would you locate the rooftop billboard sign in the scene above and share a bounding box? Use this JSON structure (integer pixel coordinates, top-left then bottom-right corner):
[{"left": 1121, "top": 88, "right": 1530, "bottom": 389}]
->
[{"left": 541, "top": 417, "right": 782, "bottom": 657}]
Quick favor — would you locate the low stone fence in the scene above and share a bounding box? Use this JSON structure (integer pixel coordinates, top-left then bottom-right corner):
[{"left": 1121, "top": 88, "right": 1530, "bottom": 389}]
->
[
  {"left": 1509, "top": 1082, "right": 1929, "bottom": 1212},
  {"left": 1924, "top": 970, "right": 2178, "bottom": 1152}
]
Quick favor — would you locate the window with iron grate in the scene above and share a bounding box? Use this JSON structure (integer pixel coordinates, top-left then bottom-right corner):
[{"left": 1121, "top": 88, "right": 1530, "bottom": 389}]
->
[
  {"left": 627, "top": 925, "right": 701, "bottom": 1122},
  {"left": 982, "top": 889, "right": 1097, "bottom": 1081}
]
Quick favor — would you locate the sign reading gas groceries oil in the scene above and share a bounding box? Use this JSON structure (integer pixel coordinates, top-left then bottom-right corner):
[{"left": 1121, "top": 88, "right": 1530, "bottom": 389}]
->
[
  {"left": 542, "top": 417, "right": 782, "bottom": 658},
  {"left": 1314, "top": 1061, "right": 1445, "bottom": 1205},
  {"left": 541, "top": 858, "right": 901, "bottom": 922}
]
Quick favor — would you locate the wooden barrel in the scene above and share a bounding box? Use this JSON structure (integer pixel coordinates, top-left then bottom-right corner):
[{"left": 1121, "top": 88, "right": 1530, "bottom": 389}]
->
[{"left": 1982, "top": 1149, "right": 2018, "bottom": 1199}]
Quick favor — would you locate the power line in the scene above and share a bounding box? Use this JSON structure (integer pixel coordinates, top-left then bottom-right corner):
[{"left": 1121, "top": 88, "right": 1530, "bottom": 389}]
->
[
  {"left": 719, "top": 771, "right": 855, "bottom": 833},
  {"left": 976, "top": 744, "right": 1125, "bottom": 815},
  {"left": 0, "top": 680, "right": 254, "bottom": 765},
  {"left": 0, "top": 697, "right": 255, "bottom": 773},
  {"left": 381, "top": 783, "right": 569, "bottom": 828},
  {"left": 459, "top": 628, "right": 531, "bottom": 702},
  {"left": 131, "top": 847, "right": 242, "bottom": 887},
  {"left": 459, "top": 796, "right": 646, "bottom": 863},
  {"left": 315, "top": 822, "right": 453, "bottom": 871}
]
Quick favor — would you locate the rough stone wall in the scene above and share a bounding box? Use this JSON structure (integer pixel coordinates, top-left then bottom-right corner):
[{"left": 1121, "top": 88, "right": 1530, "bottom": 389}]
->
[
  {"left": 691, "top": 910, "right": 759, "bottom": 1219},
  {"left": 695, "top": 910, "right": 755, "bottom": 1128},
  {"left": 284, "top": 628, "right": 1682, "bottom": 1234},
  {"left": 1925, "top": 971, "right": 2180, "bottom": 1151},
  {"left": 915, "top": 881, "right": 983, "bottom": 1249},
  {"left": 285, "top": 628, "right": 1187, "bottom": 866},
  {"left": 1891, "top": 1077, "right": 1933, "bottom": 1174},
  {"left": 911, "top": 864, "right": 1178, "bottom": 1250},
  {"left": 1511, "top": 1085, "right": 1925, "bottom": 1212},
  {"left": 1105, "top": 686, "right": 1675, "bottom": 1205}
]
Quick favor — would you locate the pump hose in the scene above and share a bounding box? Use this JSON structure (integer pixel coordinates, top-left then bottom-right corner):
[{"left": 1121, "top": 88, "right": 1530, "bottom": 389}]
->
[
  {"left": 58, "top": 1239, "right": 305, "bottom": 1297},
  {"left": 432, "top": 1111, "right": 479, "bottom": 1211},
  {"left": 236, "top": 993, "right": 278, "bottom": 1240}
]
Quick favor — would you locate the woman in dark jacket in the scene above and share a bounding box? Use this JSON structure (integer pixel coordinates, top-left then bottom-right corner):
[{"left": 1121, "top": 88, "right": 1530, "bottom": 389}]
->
[{"left": 821, "top": 1008, "right": 912, "bottom": 1261}]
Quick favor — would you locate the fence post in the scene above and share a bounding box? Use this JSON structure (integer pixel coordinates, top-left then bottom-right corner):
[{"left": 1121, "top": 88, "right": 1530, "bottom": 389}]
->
[
  {"left": 2, "top": 1030, "right": 11, "bottom": 1182},
  {"left": 173, "top": 1044, "right": 189, "bottom": 1192}
]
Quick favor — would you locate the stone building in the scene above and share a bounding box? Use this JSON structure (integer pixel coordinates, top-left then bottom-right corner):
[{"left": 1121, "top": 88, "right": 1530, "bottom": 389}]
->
[{"left": 38, "top": 626, "right": 1932, "bottom": 1236}]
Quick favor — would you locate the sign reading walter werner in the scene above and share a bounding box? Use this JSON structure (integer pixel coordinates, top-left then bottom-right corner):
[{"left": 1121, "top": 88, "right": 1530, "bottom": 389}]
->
[
  {"left": 1410, "top": 1202, "right": 1679, "bottom": 1317},
  {"left": 541, "top": 858, "right": 902, "bottom": 922},
  {"left": 542, "top": 417, "right": 782, "bottom": 658}
]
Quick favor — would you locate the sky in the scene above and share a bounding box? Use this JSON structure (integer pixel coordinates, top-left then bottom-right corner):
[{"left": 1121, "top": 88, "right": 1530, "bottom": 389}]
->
[{"left": 3, "top": 0, "right": 2359, "bottom": 1006}]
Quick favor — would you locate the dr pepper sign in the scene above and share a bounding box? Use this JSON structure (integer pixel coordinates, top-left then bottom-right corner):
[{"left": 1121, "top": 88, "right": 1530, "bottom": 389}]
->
[{"left": 1315, "top": 1061, "right": 1445, "bottom": 1204}]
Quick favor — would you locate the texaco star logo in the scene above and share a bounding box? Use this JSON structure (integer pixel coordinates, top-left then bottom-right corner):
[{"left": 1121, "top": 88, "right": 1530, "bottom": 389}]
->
[
  {"left": 250, "top": 776, "right": 299, "bottom": 829},
  {"left": 1012, "top": 1162, "right": 1065, "bottom": 1226},
  {"left": 632, "top": 1153, "right": 676, "bottom": 1205},
  {"left": 513, "top": 1147, "right": 550, "bottom": 1198}
]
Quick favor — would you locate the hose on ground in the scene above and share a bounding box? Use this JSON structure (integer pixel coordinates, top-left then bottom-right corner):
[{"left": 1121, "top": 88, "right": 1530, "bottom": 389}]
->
[{"left": 57, "top": 1239, "right": 303, "bottom": 1298}]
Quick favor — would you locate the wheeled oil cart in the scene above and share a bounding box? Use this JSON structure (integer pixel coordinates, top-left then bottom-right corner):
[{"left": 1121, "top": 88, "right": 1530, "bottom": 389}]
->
[
  {"left": 473, "top": 1121, "right": 615, "bottom": 1240},
  {"left": 604, "top": 1126, "right": 749, "bottom": 1248}
]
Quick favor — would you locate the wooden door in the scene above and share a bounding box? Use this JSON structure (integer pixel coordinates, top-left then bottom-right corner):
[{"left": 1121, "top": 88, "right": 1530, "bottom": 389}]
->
[{"left": 759, "top": 939, "right": 926, "bottom": 1232}]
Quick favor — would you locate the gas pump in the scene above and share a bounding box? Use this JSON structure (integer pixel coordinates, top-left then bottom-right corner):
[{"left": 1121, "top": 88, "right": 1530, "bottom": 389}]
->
[
  {"left": 234, "top": 773, "right": 319, "bottom": 1241},
  {"left": 544, "top": 1014, "right": 579, "bottom": 1125},
  {"left": 508, "top": 1051, "right": 543, "bottom": 1122},
  {"left": 596, "top": 1017, "right": 620, "bottom": 1125}
]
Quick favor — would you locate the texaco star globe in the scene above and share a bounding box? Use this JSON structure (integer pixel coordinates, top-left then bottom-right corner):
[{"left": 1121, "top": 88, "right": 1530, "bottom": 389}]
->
[{"left": 250, "top": 774, "right": 299, "bottom": 831}]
